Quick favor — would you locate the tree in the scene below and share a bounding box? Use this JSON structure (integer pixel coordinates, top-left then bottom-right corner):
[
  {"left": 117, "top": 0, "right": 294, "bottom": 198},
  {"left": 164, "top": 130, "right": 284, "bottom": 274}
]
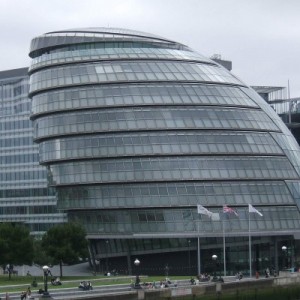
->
[
  {"left": 42, "top": 222, "right": 88, "bottom": 277},
  {"left": 33, "top": 239, "right": 55, "bottom": 267},
  {"left": 0, "top": 223, "right": 34, "bottom": 279}
]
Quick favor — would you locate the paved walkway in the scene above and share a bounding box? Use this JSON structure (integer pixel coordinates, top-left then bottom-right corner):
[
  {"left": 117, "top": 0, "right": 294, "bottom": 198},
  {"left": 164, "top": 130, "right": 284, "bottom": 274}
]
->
[{"left": 13, "top": 262, "right": 92, "bottom": 277}]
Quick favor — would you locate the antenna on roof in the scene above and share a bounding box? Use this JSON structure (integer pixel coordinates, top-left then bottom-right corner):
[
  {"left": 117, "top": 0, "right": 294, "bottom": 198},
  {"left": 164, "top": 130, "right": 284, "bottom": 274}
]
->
[
  {"left": 288, "top": 80, "right": 291, "bottom": 124},
  {"left": 210, "top": 54, "right": 222, "bottom": 60}
]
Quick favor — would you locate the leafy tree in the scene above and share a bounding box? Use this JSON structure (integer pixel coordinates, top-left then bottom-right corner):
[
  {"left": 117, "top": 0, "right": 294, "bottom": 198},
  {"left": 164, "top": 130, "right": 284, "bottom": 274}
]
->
[
  {"left": 33, "top": 239, "right": 55, "bottom": 267},
  {"left": 0, "top": 223, "right": 34, "bottom": 279},
  {"left": 42, "top": 222, "right": 88, "bottom": 277}
]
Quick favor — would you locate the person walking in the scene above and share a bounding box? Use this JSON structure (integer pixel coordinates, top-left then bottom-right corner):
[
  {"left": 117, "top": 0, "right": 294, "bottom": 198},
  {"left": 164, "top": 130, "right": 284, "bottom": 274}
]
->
[
  {"left": 26, "top": 287, "right": 31, "bottom": 299},
  {"left": 20, "top": 291, "right": 26, "bottom": 300}
]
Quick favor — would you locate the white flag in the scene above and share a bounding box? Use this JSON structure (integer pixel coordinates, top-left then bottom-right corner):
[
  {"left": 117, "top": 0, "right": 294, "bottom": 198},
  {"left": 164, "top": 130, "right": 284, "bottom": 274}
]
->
[
  {"left": 197, "top": 204, "right": 213, "bottom": 218},
  {"left": 249, "top": 204, "right": 263, "bottom": 217},
  {"left": 211, "top": 212, "right": 220, "bottom": 221}
]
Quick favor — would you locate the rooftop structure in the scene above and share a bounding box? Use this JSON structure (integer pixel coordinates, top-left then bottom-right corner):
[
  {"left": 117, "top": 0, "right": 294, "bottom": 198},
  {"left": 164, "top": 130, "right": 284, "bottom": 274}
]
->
[{"left": 252, "top": 85, "right": 300, "bottom": 145}]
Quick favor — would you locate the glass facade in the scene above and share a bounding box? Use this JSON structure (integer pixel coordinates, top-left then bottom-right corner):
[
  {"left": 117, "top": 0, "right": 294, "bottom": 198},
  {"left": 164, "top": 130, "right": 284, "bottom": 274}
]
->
[
  {"left": 0, "top": 68, "right": 67, "bottom": 236},
  {"left": 29, "top": 28, "right": 300, "bottom": 275},
  {"left": 39, "top": 131, "right": 283, "bottom": 162},
  {"left": 32, "top": 84, "right": 257, "bottom": 115}
]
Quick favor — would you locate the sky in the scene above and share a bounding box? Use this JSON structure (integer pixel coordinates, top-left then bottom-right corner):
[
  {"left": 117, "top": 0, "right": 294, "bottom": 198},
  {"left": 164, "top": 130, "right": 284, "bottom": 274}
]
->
[{"left": 0, "top": 0, "right": 299, "bottom": 97}]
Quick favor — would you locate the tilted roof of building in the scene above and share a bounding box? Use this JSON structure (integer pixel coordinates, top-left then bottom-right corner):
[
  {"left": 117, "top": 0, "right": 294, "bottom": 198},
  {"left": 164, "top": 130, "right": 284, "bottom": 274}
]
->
[
  {"left": 29, "top": 27, "right": 187, "bottom": 57},
  {"left": 0, "top": 67, "right": 28, "bottom": 81}
]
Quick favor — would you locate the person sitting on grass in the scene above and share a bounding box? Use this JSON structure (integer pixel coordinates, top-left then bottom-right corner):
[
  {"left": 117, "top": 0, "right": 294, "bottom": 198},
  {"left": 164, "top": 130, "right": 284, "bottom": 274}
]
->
[
  {"left": 31, "top": 278, "right": 38, "bottom": 287},
  {"left": 87, "top": 281, "right": 92, "bottom": 290},
  {"left": 51, "top": 276, "right": 62, "bottom": 285}
]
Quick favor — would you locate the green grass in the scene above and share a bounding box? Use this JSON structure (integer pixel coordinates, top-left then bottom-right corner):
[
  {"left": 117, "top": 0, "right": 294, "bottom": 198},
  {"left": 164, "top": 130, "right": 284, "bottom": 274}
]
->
[{"left": 0, "top": 275, "right": 189, "bottom": 293}]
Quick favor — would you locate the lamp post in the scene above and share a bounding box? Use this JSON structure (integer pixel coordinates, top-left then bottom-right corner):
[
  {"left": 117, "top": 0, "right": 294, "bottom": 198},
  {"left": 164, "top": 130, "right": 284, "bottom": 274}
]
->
[
  {"left": 188, "top": 239, "right": 191, "bottom": 275},
  {"left": 212, "top": 255, "right": 218, "bottom": 280},
  {"left": 282, "top": 245, "right": 287, "bottom": 270},
  {"left": 134, "top": 258, "right": 141, "bottom": 289},
  {"left": 105, "top": 240, "right": 109, "bottom": 275},
  {"left": 42, "top": 265, "right": 51, "bottom": 298},
  {"left": 212, "top": 254, "right": 223, "bottom": 282}
]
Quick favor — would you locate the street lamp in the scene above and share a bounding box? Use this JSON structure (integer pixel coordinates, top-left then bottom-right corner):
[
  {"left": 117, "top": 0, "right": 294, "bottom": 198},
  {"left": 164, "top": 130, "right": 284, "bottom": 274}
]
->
[
  {"left": 212, "top": 255, "right": 218, "bottom": 280},
  {"left": 211, "top": 254, "right": 223, "bottom": 282},
  {"left": 134, "top": 258, "right": 141, "bottom": 289},
  {"left": 105, "top": 240, "right": 109, "bottom": 275},
  {"left": 188, "top": 239, "right": 191, "bottom": 275},
  {"left": 42, "top": 265, "right": 51, "bottom": 298},
  {"left": 282, "top": 245, "right": 288, "bottom": 270}
]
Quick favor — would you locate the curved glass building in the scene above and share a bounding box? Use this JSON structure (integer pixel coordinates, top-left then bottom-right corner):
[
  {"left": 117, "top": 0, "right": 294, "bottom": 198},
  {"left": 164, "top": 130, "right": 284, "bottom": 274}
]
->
[{"left": 29, "top": 28, "right": 300, "bottom": 275}]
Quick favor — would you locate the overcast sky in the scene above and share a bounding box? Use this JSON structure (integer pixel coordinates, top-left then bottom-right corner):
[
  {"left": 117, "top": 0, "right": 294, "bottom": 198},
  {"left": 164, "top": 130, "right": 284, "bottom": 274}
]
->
[{"left": 1, "top": 0, "right": 299, "bottom": 97}]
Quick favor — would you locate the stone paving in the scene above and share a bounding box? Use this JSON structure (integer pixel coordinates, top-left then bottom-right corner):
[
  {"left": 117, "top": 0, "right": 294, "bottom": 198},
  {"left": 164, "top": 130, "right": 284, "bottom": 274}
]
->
[{"left": 13, "top": 262, "right": 92, "bottom": 277}]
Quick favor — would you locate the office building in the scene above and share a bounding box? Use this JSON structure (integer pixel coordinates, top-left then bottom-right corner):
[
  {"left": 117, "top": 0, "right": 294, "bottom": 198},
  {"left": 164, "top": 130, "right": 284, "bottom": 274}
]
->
[
  {"left": 252, "top": 86, "right": 300, "bottom": 146},
  {"left": 28, "top": 28, "right": 300, "bottom": 275},
  {"left": 0, "top": 68, "right": 66, "bottom": 236}
]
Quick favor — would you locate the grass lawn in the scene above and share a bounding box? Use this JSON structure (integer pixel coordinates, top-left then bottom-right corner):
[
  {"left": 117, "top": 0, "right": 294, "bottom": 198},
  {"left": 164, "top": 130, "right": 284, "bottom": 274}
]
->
[{"left": 0, "top": 275, "right": 189, "bottom": 293}]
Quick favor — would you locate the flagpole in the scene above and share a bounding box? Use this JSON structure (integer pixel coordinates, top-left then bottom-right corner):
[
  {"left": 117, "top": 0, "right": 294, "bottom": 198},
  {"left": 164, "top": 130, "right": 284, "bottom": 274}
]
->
[
  {"left": 197, "top": 204, "right": 221, "bottom": 276},
  {"left": 222, "top": 217, "right": 226, "bottom": 276},
  {"left": 222, "top": 204, "right": 238, "bottom": 277},
  {"left": 249, "top": 209, "right": 252, "bottom": 278},
  {"left": 197, "top": 218, "right": 201, "bottom": 275},
  {"left": 248, "top": 204, "right": 263, "bottom": 278}
]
